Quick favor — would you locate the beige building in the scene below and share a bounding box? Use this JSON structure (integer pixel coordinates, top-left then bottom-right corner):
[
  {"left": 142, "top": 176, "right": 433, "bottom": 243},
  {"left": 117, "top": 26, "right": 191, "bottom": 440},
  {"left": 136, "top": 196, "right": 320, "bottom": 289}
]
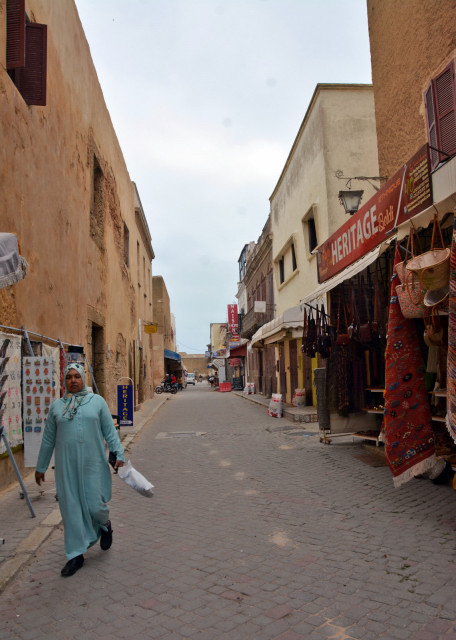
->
[
  {"left": 252, "top": 84, "right": 379, "bottom": 403},
  {"left": 151, "top": 276, "right": 179, "bottom": 386},
  {"left": 180, "top": 354, "right": 210, "bottom": 379},
  {"left": 0, "top": 0, "right": 155, "bottom": 486}
]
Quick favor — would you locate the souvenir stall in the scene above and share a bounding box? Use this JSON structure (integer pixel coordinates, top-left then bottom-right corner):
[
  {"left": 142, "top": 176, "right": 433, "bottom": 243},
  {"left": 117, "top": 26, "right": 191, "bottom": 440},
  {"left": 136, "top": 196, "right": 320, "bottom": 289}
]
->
[
  {"left": 302, "top": 248, "right": 390, "bottom": 445},
  {"left": 312, "top": 145, "right": 456, "bottom": 487}
]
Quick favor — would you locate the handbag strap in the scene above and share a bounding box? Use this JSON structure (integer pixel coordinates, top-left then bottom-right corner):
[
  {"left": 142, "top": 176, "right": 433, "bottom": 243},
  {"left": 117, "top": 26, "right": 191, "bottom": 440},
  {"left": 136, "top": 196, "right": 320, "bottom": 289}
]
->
[
  {"left": 320, "top": 304, "right": 327, "bottom": 331},
  {"left": 302, "top": 307, "right": 308, "bottom": 340},
  {"left": 430, "top": 212, "right": 445, "bottom": 250}
]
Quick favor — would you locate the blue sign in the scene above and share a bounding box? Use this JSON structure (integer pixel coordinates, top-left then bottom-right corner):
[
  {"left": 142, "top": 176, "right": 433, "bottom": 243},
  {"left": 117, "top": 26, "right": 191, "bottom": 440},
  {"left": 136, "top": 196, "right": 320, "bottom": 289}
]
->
[{"left": 117, "top": 384, "right": 133, "bottom": 426}]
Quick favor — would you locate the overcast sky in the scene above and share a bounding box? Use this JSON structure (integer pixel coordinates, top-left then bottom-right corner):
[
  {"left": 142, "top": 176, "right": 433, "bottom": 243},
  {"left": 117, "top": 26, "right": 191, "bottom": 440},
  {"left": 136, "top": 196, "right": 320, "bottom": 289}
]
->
[{"left": 75, "top": 0, "right": 372, "bottom": 354}]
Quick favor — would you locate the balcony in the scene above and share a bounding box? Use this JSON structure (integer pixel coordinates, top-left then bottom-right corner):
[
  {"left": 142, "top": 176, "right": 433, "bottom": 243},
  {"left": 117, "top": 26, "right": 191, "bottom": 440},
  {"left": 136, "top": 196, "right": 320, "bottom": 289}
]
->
[{"left": 240, "top": 306, "right": 274, "bottom": 339}]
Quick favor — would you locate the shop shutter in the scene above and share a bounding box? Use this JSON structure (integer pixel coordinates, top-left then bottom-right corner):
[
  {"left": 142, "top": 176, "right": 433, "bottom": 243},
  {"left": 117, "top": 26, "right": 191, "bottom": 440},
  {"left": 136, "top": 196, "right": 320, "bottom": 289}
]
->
[
  {"left": 425, "top": 85, "right": 439, "bottom": 169},
  {"left": 13, "top": 23, "right": 47, "bottom": 106},
  {"left": 425, "top": 62, "right": 456, "bottom": 170},
  {"left": 434, "top": 63, "right": 456, "bottom": 159},
  {"left": 6, "top": 0, "right": 26, "bottom": 69}
]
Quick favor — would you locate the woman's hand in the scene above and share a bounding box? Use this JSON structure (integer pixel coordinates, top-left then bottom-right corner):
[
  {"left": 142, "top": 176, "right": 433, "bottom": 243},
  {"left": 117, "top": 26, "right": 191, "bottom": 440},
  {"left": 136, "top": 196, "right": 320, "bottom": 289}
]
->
[
  {"left": 35, "top": 471, "right": 45, "bottom": 486},
  {"left": 114, "top": 460, "right": 124, "bottom": 470}
]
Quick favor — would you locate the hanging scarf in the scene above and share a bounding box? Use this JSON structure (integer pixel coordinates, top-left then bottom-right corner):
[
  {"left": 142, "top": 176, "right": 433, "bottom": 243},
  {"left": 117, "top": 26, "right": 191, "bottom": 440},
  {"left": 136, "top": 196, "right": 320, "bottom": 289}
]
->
[
  {"left": 61, "top": 362, "right": 91, "bottom": 420},
  {"left": 383, "top": 244, "right": 436, "bottom": 487}
]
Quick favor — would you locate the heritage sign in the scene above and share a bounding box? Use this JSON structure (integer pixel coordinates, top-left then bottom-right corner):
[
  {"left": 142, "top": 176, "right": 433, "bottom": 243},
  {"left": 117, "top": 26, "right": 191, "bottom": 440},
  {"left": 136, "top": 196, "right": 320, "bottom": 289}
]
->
[{"left": 317, "top": 144, "right": 432, "bottom": 283}]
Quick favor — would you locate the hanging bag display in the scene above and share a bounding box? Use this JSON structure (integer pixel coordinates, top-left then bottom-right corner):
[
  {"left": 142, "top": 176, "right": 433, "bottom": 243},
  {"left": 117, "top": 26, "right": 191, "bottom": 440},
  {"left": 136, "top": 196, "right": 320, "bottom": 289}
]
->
[
  {"left": 396, "top": 270, "right": 427, "bottom": 318},
  {"left": 336, "top": 295, "right": 350, "bottom": 346},
  {"left": 358, "top": 273, "right": 374, "bottom": 343},
  {"left": 395, "top": 229, "right": 426, "bottom": 318},
  {"left": 395, "top": 225, "right": 422, "bottom": 284},
  {"left": 406, "top": 213, "right": 450, "bottom": 291},
  {"left": 301, "top": 308, "right": 308, "bottom": 354},
  {"left": 317, "top": 305, "right": 331, "bottom": 358},
  {"left": 347, "top": 284, "right": 359, "bottom": 340},
  {"left": 423, "top": 305, "right": 444, "bottom": 348},
  {"left": 305, "top": 308, "right": 317, "bottom": 358}
]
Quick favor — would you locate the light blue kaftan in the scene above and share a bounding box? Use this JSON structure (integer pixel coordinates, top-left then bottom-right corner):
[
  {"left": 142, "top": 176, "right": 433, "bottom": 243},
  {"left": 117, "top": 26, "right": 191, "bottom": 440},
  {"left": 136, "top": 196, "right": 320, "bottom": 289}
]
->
[{"left": 36, "top": 394, "right": 124, "bottom": 560}]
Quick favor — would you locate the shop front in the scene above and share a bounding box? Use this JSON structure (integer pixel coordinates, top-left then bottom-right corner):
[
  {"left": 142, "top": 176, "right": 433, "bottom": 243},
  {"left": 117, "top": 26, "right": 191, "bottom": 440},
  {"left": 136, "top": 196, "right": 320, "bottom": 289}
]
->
[{"left": 314, "top": 143, "right": 456, "bottom": 486}]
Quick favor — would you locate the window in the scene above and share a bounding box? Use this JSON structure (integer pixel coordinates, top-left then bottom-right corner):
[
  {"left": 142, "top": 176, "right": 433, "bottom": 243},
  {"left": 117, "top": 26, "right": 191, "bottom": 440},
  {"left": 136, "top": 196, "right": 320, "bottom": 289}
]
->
[
  {"left": 6, "top": 0, "right": 47, "bottom": 106},
  {"left": 291, "top": 243, "right": 297, "bottom": 271},
  {"left": 90, "top": 154, "right": 105, "bottom": 249},
  {"left": 123, "top": 223, "right": 129, "bottom": 267},
  {"left": 238, "top": 245, "right": 248, "bottom": 281},
  {"left": 302, "top": 206, "right": 318, "bottom": 255},
  {"left": 279, "top": 257, "right": 285, "bottom": 284},
  {"left": 425, "top": 61, "right": 456, "bottom": 170},
  {"left": 308, "top": 218, "right": 317, "bottom": 253}
]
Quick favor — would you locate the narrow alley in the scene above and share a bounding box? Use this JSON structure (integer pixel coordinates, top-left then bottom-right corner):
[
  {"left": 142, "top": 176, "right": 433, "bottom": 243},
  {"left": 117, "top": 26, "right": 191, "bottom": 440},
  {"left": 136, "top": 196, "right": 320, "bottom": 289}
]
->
[{"left": 2, "top": 385, "right": 456, "bottom": 640}]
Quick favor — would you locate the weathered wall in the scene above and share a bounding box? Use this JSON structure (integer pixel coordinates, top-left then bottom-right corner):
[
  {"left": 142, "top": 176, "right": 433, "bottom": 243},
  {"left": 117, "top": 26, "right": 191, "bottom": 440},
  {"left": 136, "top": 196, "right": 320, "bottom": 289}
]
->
[
  {"left": 152, "top": 276, "right": 172, "bottom": 386},
  {"left": 0, "top": 1, "right": 155, "bottom": 485},
  {"left": 367, "top": 0, "right": 456, "bottom": 178}
]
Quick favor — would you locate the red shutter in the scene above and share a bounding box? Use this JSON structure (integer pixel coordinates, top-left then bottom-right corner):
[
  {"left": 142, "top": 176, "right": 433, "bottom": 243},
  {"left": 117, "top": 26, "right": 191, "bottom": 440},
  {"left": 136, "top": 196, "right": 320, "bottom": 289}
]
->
[
  {"left": 433, "top": 62, "right": 456, "bottom": 161},
  {"left": 14, "top": 23, "right": 47, "bottom": 106},
  {"left": 6, "top": 0, "right": 25, "bottom": 69},
  {"left": 425, "top": 84, "right": 439, "bottom": 169}
]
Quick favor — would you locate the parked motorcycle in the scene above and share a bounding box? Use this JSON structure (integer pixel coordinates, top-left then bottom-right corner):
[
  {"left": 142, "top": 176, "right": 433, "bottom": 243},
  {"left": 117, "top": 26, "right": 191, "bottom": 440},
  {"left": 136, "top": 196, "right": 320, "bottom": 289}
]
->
[{"left": 155, "top": 380, "right": 177, "bottom": 395}]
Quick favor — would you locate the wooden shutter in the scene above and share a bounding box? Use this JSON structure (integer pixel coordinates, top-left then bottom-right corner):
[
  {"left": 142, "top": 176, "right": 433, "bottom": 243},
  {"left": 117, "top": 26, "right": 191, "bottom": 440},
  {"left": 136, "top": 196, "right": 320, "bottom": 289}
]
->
[
  {"left": 6, "top": 0, "right": 25, "bottom": 69},
  {"left": 425, "top": 85, "right": 439, "bottom": 169},
  {"left": 434, "top": 62, "right": 456, "bottom": 160},
  {"left": 14, "top": 23, "right": 47, "bottom": 106}
]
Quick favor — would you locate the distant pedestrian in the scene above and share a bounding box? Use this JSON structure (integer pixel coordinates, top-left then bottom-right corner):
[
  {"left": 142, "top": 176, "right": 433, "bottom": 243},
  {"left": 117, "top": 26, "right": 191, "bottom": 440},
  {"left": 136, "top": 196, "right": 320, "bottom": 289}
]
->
[{"left": 35, "top": 363, "right": 124, "bottom": 577}]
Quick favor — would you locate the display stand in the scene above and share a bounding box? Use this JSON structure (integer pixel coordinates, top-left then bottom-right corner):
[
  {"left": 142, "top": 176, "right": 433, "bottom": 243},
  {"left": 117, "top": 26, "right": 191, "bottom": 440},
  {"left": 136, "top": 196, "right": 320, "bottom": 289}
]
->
[{"left": 0, "top": 425, "right": 35, "bottom": 518}]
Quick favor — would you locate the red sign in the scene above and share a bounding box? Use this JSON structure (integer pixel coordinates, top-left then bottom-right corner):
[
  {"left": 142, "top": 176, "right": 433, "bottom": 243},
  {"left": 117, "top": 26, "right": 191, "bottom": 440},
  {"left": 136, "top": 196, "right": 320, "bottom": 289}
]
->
[
  {"left": 317, "top": 144, "right": 433, "bottom": 282},
  {"left": 227, "top": 304, "right": 239, "bottom": 340},
  {"left": 230, "top": 358, "right": 241, "bottom": 367}
]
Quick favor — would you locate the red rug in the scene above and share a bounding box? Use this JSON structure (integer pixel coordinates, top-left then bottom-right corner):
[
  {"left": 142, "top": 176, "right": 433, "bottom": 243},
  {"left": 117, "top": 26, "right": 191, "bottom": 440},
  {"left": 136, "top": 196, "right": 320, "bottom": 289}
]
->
[
  {"left": 383, "top": 244, "right": 436, "bottom": 486},
  {"left": 447, "top": 215, "right": 456, "bottom": 442}
]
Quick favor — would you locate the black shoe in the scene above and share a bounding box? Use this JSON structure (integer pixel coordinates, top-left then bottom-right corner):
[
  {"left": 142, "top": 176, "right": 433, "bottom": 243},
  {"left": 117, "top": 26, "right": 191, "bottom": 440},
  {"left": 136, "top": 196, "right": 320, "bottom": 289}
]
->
[
  {"left": 61, "top": 555, "right": 84, "bottom": 577},
  {"left": 100, "top": 520, "right": 113, "bottom": 551}
]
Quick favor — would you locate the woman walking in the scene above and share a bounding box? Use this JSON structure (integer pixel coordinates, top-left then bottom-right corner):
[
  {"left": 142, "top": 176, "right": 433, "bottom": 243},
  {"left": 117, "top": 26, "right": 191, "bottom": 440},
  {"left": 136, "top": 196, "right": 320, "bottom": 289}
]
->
[{"left": 35, "top": 362, "right": 124, "bottom": 577}]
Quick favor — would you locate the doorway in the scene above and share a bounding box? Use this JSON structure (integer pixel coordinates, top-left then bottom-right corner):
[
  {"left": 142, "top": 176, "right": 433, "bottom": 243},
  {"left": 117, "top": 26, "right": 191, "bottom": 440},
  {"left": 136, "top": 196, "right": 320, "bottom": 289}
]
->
[{"left": 90, "top": 323, "right": 105, "bottom": 396}]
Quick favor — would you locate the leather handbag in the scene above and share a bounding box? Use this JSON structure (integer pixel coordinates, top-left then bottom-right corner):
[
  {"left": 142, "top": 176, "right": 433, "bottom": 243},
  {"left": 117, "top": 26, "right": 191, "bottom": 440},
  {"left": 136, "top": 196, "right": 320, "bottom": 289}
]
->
[{"left": 316, "top": 305, "right": 331, "bottom": 358}]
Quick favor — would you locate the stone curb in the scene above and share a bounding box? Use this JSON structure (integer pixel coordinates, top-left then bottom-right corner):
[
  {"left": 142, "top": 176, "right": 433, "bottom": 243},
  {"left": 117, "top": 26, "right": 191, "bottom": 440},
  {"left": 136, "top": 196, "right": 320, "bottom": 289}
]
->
[{"left": 0, "top": 394, "right": 169, "bottom": 593}]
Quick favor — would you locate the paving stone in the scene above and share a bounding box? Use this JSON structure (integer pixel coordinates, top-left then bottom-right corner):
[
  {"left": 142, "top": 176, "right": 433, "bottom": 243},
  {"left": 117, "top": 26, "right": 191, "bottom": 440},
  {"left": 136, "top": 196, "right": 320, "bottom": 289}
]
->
[{"left": 1, "top": 389, "right": 456, "bottom": 639}]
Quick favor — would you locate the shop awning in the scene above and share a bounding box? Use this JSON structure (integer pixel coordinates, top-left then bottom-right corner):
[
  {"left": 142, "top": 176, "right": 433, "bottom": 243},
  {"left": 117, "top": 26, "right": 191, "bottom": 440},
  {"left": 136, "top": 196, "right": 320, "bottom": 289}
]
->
[
  {"left": 164, "top": 348, "right": 181, "bottom": 362},
  {"left": 251, "top": 245, "right": 388, "bottom": 348},
  {"left": 301, "top": 244, "right": 385, "bottom": 307},
  {"left": 229, "top": 344, "right": 247, "bottom": 357},
  {"left": 251, "top": 304, "right": 304, "bottom": 347},
  {"left": 0, "top": 233, "right": 28, "bottom": 290}
]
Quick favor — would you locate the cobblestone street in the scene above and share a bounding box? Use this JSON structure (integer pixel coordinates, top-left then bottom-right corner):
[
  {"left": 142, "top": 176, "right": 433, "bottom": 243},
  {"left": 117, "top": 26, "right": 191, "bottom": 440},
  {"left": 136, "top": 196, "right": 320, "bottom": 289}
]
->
[{"left": 2, "top": 384, "right": 456, "bottom": 639}]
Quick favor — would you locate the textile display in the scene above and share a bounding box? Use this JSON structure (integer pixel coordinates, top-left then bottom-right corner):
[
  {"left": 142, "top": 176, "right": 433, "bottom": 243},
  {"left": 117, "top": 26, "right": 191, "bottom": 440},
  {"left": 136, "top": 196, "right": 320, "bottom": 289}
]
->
[
  {"left": 0, "top": 233, "right": 28, "bottom": 289},
  {"left": 446, "top": 215, "right": 456, "bottom": 443},
  {"left": 23, "top": 355, "right": 57, "bottom": 467},
  {"left": 383, "top": 245, "right": 436, "bottom": 487},
  {"left": 42, "top": 343, "right": 63, "bottom": 399},
  {"left": 0, "top": 332, "right": 22, "bottom": 454}
]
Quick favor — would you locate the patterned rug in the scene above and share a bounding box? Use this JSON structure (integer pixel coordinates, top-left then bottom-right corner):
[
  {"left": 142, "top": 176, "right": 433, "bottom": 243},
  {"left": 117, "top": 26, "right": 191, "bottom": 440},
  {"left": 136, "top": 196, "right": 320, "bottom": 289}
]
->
[
  {"left": 446, "top": 216, "right": 456, "bottom": 443},
  {"left": 383, "top": 244, "right": 436, "bottom": 487},
  {"left": 0, "top": 332, "right": 23, "bottom": 453}
]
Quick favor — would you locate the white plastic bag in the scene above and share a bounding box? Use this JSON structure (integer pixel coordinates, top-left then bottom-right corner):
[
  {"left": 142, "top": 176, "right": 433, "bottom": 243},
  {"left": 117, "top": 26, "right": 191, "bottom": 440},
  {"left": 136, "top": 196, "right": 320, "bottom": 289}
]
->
[
  {"left": 292, "top": 389, "right": 306, "bottom": 407},
  {"left": 268, "top": 393, "right": 283, "bottom": 418},
  {"left": 118, "top": 460, "right": 154, "bottom": 498}
]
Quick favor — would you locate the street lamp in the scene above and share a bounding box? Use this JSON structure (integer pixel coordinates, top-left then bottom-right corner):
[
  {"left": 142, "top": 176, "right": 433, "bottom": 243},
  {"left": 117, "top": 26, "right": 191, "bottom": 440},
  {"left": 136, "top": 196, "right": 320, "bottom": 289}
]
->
[
  {"left": 335, "top": 170, "right": 388, "bottom": 215},
  {"left": 338, "top": 190, "right": 364, "bottom": 216}
]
